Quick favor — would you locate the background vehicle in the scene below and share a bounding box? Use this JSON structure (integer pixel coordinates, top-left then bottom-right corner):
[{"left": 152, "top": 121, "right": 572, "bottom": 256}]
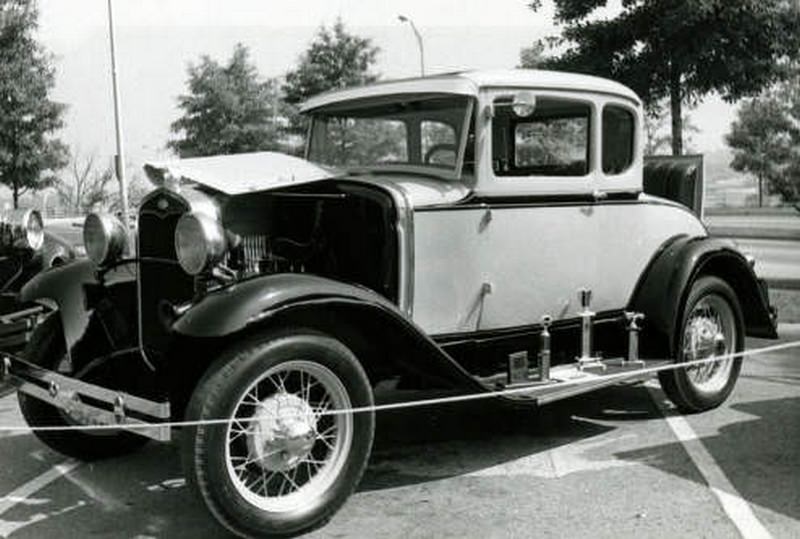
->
[
  {"left": 0, "top": 209, "right": 79, "bottom": 352},
  {"left": 1, "top": 70, "right": 776, "bottom": 538}
]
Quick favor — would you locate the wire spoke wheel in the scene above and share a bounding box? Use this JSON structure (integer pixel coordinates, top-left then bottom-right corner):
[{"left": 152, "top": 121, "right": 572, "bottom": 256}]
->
[
  {"left": 182, "top": 330, "right": 374, "bottom": 538},
  {"left": 682, "top": 295, "right": 736, "bottom": 395},
  {"left": 225, "top": 360, "right": 353, "bottom": 513},
  {"left": 659, "top": 276, "right": 744, "bottom": 413}
]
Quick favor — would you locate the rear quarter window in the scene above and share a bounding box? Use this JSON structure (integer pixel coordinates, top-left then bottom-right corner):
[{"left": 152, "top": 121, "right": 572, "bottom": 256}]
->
[{"left": 602, "top": 105, "right": 635, "bottom": 175}]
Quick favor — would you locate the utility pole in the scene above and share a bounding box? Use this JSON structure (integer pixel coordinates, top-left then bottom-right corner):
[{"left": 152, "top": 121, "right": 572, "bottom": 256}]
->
[
  {"left": 107, "top": 0, "right": 130, "bottom": 234},
  {"left": 398, "top": 15, "right": 425, "bottom": 76}
]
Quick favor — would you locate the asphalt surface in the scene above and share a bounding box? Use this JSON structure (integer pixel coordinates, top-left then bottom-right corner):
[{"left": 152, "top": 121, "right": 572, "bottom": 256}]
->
[{"left": 0, "top": 326, "right": 797, "bottom": 538}]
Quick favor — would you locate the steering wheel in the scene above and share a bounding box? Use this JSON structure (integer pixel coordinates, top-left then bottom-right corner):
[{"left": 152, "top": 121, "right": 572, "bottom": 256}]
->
[{"left": 424, "top": 143, "right": 458, "bottom": 164}]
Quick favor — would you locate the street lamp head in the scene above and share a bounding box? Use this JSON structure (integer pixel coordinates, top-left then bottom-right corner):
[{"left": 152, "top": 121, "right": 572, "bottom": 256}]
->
[{"left": 397, "top": 14, "right": 408, "bottom": 22}]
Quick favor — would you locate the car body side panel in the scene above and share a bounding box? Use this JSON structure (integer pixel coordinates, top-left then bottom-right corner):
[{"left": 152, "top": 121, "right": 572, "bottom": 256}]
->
[{"left": 412, "top": 199, "right": 707, "bottom": 335}]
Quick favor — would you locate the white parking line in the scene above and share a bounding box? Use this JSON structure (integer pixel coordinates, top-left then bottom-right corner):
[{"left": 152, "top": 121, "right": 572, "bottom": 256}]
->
[
  {"left": 647, "top": 385, "right": 773, "bottom": 539},
  {"left": 0, "top": 460, "right": 80, "bottom": 517}
]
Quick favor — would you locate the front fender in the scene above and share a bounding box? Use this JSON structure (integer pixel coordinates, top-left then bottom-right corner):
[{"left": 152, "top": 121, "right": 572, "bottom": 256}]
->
[
  {"left": 20, "top": 259, "right": 136, "bottom": 353},
  {"left": 173, "top": 274, "right": 486, "bottom": 391},
  {"left": 174, "top": 274, "right": 394, "bottom": 337},
  {"left": 629, "top": 235, "right": 777, "bottom": 357}
]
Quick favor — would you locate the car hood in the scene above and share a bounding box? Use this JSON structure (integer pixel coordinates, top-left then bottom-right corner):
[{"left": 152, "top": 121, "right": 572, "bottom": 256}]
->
[{"left": 143, "top": 152, "right": 341, "bottom": 196}]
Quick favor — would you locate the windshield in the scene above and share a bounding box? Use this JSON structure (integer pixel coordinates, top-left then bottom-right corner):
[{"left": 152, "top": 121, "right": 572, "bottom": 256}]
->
[{"left": 306, "top": 95, "right": 473, "bottom": 178}]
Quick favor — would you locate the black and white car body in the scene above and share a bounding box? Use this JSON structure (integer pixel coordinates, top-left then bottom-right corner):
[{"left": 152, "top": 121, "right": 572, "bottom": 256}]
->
[{"left": 1, "top": 70, "right": 777, "bottom": 538}]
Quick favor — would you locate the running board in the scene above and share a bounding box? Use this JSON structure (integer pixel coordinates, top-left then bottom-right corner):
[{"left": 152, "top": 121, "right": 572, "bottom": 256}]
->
[{"left": 478, "top": 358, "right": 671, "bottom": 405}]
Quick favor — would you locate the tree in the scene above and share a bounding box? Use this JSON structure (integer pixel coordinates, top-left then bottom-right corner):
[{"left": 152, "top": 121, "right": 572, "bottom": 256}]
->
[
  {"left": 55, "top": 151, "right": 114, "bottom": 215},
  {"left": 529, "top": 0, "right": 800, "bottom": 156},
  {"left": 169, "top": 44, "right": 282, "bottom": 158},
  {"left": 644, "top": 101, "right": 700, "bottom": 156},
  {"left": 518, "top": 39, "right": 547, "bottom": 69},
  {"left": 726, "top": 77, "right": 800, "bottom": 204},
  {"left": 0, "top": 0, "right": 68, "bottom": 208},
  {"left": 283, "top": 19, "right": 379, "bottom": 132}
]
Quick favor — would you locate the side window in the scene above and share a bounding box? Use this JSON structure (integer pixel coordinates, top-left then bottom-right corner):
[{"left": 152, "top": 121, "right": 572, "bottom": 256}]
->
[
  {"left": 421, "top": 120, "right": 457, "bottom": 167},
  {"left": 492, "top": 96, "right": 591, "bottom": 177},
  {"left": 602, "top": 105, "right": 635, "bottom": 175}
]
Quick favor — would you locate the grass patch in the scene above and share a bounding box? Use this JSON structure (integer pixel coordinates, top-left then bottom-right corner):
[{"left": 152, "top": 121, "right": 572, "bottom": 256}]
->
[{"left": 770, "top": 288, "right": 800, "bottom": 323}]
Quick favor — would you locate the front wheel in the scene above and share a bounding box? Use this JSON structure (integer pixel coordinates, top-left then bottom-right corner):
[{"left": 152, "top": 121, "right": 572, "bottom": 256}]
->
[
  {"left": 658, "top": 276, "right": 744, "bottom": 413},
  {"left": 182, "top": 329, "right": 375, "bottom": 538}
]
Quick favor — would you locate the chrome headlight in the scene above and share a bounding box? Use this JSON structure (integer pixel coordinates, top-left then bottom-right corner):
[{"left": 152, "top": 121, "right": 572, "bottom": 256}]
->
[
  {"left": 1, "top": 209, "right": 45, "bottom": 251},
  {"left": 175, "top": 212, "right": 227, "bottom": 275},
  {"left": 83, "top": 213, "right": 127, "bottom": 266}
]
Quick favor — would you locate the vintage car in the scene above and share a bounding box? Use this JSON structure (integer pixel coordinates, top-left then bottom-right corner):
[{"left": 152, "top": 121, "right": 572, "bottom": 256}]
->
[
  {"left": 1, "top": 70, "right": 777, "bottom": 538},
  {"left": 0, "top": 209, "right": 78, "bottom": 352}
]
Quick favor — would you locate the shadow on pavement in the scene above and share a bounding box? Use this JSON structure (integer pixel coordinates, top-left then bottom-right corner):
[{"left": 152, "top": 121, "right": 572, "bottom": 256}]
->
[
  {"left": 359, "top": 383, "right": 657, "bottom": 492},
  {"left": 616, "top": 395, "right": 800, "bottom": 523},
  {"left": 0, "top": 382, "right": 663, "bottom": 537}
]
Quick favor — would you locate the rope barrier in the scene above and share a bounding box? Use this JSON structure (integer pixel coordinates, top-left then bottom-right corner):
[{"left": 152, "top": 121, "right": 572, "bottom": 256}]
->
[{"left": 0, "top": 339, "right": 798, "bottom": 434}]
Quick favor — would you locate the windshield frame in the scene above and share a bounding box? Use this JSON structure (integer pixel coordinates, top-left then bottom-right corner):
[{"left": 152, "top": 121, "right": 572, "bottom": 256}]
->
[{"left": 304, "top": 94, "right": 475, "bottom": 181}]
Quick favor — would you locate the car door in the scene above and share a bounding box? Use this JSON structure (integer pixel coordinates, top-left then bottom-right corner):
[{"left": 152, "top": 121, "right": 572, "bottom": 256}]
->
[{"left": 410, "top": 91, "right": 704, "bottom": 337}]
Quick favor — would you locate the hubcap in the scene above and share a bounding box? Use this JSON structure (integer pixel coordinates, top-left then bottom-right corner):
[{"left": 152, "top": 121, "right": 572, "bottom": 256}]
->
[
  {"left": 225, "top": 360, "right": 353, "bottom": 513},
  {"left": 682, "top": 294, "right": 736, "bottom": 395},
  {"left": 247, "top": 392, "right": 317, "bottom": 472}
]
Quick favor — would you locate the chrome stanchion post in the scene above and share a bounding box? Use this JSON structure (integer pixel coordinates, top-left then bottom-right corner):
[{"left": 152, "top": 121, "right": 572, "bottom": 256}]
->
[
  {"left": 576, "top": 288, "right": 604, "bottom": 370},
  {"left": 624, "top": 311, "right": 645, "bottom": 366},
  {"left": 539, "top": 315, "right": 552, "bottom": 381}
]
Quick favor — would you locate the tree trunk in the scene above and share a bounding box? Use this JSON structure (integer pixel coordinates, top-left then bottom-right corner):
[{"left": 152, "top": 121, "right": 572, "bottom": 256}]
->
[
  {"left": 12, "top": 178, "right": 19, "bottom": 209},
  {"left": 669, "top": 63, "right": 683, "bottom": 156}
]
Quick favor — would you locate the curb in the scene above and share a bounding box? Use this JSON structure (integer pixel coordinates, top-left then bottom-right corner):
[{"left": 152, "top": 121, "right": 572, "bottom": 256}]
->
[
  {"left": 709, "top": 228, "right": 800, "bottom": 241},
  {"left": 767, "top": 279, "right": 800, "bottom": 291}
]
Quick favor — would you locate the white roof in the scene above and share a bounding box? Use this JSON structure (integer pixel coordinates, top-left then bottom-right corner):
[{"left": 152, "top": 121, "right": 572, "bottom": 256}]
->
[
  {"left": 300, "top": 69, "right": 641, "bottom": 112},
  {"left": 143, "top": 152, "right": 338, "bottom": 196}
]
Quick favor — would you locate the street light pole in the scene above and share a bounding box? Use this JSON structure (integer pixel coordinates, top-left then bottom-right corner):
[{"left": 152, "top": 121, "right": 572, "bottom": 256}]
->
[
  {"left": 398, "top": 15, "right": 424, "bottom": 76},
  {"left": 107, "top": 0, "right": 130, "bottom": 235}
]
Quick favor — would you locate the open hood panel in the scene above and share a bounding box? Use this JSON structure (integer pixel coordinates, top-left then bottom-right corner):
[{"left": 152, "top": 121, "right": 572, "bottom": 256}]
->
[{"left": 143, "top": 152, "right": 340, "bottom": 196}]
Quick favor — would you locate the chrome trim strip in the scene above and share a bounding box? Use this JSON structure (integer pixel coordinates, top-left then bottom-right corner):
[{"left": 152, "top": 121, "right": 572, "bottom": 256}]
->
[
  {"left": 454, "top": 98, "right": 475, "bottom": 179},
  {"left": 381, "top": 183, "right": 415, "bottom": 317}
]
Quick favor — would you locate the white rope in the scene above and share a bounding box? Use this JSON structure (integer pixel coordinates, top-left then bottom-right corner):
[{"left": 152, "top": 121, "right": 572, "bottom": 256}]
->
[{"left": 0, "top": 339, "right": 798, "bottom": 433}]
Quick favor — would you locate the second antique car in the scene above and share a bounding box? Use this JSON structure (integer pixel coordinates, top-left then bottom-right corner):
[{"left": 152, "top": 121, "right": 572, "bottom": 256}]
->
[
  {"left": 1, "top": 70, "right": 777, "bottom": 538},
  {"left": 0, "top": 209, "right": 79, "bottom": 352}
]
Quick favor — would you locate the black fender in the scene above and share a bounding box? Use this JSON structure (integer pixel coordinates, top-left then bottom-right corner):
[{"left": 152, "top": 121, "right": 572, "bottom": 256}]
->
[
  {"left": 20, "top": 259, "right": 137, "bottom": 355},
  {"left": 629, "top": 235, "right": 777, "bottom": 357},
  {"left": 173, "top": 273, "right": 486, "bottom": 391}
]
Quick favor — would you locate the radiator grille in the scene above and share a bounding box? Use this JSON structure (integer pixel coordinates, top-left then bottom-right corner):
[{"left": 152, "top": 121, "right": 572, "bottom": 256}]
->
[{"left": 137, "top": 190, "right": 194, "bottom": 355}]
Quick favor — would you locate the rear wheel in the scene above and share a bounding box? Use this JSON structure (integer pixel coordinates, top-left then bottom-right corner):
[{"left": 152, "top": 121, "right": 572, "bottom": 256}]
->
[
  {"left": 658, "top": 276, "right": 744, "bottom": 413},
  {"left": 17, "top": 314, "right": 148, "bottom": 460},
  {"left": 182, "top": 329, "right": 374, "bottom": 538}
]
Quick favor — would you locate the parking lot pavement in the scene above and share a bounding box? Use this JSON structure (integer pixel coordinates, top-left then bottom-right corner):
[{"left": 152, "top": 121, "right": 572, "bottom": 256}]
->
[{"left": 0, "top": 328, "right": 797, "bottom": 538}]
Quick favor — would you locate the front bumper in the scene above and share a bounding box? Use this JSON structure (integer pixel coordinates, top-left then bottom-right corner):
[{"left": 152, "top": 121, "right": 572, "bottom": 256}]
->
[
  {"left": 0, "top": 351, "right": 171, "bottom": 441},
  {"left": 0, "top": 295, "right": 44, "bottom": 351}
]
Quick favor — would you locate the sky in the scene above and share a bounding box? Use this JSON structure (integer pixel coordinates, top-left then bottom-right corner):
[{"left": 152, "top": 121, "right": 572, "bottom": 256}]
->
[{"left": 35, "top": 0, "right": 737, "bottom": 174}]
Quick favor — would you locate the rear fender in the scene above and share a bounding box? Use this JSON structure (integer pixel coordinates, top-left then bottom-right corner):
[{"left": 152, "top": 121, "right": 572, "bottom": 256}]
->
[
  {"left": 173, "top": 274, "right": 485, "bottom": 391},
  {"left": 629, "top": 235, "right": 777, "bottom": 357}
]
